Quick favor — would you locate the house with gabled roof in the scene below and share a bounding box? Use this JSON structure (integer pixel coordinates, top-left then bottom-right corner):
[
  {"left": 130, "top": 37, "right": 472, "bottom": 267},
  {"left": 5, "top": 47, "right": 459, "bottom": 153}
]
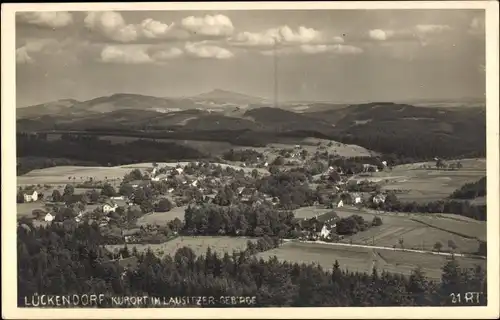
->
[
  {"left": 372, "top": 193, "right": 387, "bottom": 205},
  {"left": 23, "top": 190, "right": 38, "bottom": 203},
  {"left": 103, "top": 201, "right": 118, "bottom": 213}
]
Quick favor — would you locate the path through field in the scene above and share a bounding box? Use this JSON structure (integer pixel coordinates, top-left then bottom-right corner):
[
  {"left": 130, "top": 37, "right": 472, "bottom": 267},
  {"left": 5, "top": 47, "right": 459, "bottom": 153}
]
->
[{"left": 288, "top": 239, "right": 485, "bottom": 259}]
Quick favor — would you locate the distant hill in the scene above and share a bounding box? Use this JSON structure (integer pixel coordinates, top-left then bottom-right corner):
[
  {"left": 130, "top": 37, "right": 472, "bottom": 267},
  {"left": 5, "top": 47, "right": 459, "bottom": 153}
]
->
[
  {"left": 244, "top": 107, "right": 334, "bottom": 132},
  {"left": 16, "top": 93, "right": 486, "bottom": 161},
  {"left": 17, "top": 99, "right": 82, "bottom": 118},
  {"left": 16, "top": 91, "right": 271, "bottom": 120},
  {"left": 189, "top": 89, "right": 267, "bottom": 105}
]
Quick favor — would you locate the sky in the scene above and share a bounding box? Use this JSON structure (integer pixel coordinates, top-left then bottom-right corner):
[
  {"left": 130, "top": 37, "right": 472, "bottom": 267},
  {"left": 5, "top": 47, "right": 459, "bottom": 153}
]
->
[{"left": 15, "top": 9, "right": 486, "bottom": 107}]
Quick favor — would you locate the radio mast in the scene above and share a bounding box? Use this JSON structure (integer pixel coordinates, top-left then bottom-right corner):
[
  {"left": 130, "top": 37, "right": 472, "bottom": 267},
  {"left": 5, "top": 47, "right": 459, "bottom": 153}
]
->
[{"left": 273, "top": 40, "right": 278, "bottom": 108}]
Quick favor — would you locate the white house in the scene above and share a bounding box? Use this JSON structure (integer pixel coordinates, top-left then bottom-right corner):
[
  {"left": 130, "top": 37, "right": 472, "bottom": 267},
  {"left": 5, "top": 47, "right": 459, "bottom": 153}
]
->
[
  {"left": 111, "top": 196, "right": 125, "bottom": 200},
  {"left": 23, "top": 190, "right": 38, "bottom": 203},
  {"left": 320, "top": 225, "right": 331, "bottom": 238},
  {"left": 351, "top": 193, "right": 362, "bottom": 204},
  {"left": 175, "top": 168, "right": 184, "bottom": 175},
  {"left": 372, "top": 194, "right": 387, "bottom": 204},
  {"left": 381, "top": 161, "right": 387, "bottom": 167},
  {"left": 237, "top": 187, "right": 245, "bottom": 195},
  {"left": 103, "top": 202, "right": 118, "bottom": 213},
  {"left": 337, "top": 199, "right": 344, "bottom": 208},
  {"left": 44, "top": 213, "right": 54, "bottom": 222},
  {"left": 151, "top": 176, "right": 160, "bottom": 182},
  {"left": 264, "top": 162, "right": 269, "bottom": 167},
  {"left": 191, "top": 180, "right": 198, "bottom": 187}
]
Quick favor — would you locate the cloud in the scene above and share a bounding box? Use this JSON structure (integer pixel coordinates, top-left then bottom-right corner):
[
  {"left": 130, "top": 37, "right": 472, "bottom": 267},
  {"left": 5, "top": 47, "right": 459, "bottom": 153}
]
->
[
  {"left": 181, "top": 14, "right": 234, "bottom": 37},
  {"left": 139, "top": 18, "right": 176, "bottom": 39},
  {"left": 100, "top": 45, "right": 153, "bottom": 64},
  {"left": 415, "top": 24, "right": 451, "bottom": 34},
  {"left": 300, "top": 44, "right": 363, "bottom": 55},
  {"left": 16, "top": 47, "right": 34, "bottom": 64},
  {"left": 85, "top": 12, "right": 184, "bottom": 43},
  {"left": 150, "top": 47, "right": 183, "bottom": 61},
  {"left": 99, "top": 44, "right": 185, "bottom": 64},
  {"left": 333, "top": 36, "right": 345, "bottom": 44},
  {"left": 15, "top": 38, "right": 60, "bottom": 64},
  {"left": 17, "top": 12, "right": 73, "bottom": 28},
  {"left": 260, "top": 43, "right": 362, "bottom": 56},
  {"left": 469, "top": 17, "right": 485, "bottom": 36},
  {"left": 369, "top": 29, "right": 393, "bottom": 41},
  {"left": 231, "top": 25, "right": 335, "bottom": 48},
  {"left": 369, "top": 24, "right": 451, "bottom": 42},
  {"left": 85, "top": 12, "right": 139, "bottom": 43},
  {"left": 184, "top": 42, "right": 234, "bottom": 59}
]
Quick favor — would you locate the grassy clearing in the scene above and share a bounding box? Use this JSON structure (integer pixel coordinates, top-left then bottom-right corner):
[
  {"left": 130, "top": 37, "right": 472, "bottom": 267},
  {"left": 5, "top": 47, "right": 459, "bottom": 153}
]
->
[
  {"left": 17, "top": 166, "right": 130, "bottom": 185},
  {"left": 136, "top": 206, "right": 187, "bottom": 226},
  {"left": 17, "top": 202, "right": 47, "bottom": 217},
  {"left": 318, "top": 207, "right": 485, "bottom": 254},
  {"left": 352, "top": 158, "right": 486, "bottom": 203},
  {"left": 375, "top": 250, "right": 486, "bottom": 280},
  {"left": 256, "top": 241, "right": 486, "bottom": 280},
  {"left": 120, "top": 162, "right": 269, "bottom": 175},
  {"left": 105, "top": 236, "right": 256, "bottom": 257},
  {"left": 300, "top": 138, "right": 376, "bottom": 158},
  {"left": 410, "top": 215, "right": 486, "bottom": 242},
  {"left": 257, "top": 242, "right": 373, "bottom": 274},
  {"left": 293, "top": 206, "right": 332, "bottom": 219}
]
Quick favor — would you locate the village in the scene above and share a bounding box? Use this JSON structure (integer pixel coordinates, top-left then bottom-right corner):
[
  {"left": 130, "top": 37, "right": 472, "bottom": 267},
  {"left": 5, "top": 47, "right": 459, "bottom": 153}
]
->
[{"left": 16, "top": 143, "right": 400, "bottom": 245}]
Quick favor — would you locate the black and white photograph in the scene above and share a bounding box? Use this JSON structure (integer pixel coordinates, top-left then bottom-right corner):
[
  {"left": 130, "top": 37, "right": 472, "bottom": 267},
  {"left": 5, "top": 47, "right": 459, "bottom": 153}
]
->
[{"left": 2, "top": 1, "right": 499, "bottom": 319}]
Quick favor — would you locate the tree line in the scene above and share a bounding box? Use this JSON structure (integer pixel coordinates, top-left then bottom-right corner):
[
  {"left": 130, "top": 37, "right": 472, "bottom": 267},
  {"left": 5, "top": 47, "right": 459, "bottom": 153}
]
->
[
  {"left": 16, "top": 134, "right": 208, "bottom": 175},
  {"left": 183, "top": 203, "right": 295, "bottom": 238},
  {"left": 17, "top": 222, "right": 487, "bottom": 307},
  {"left": 368, "top": 193, "right": 487, "bottom": 221},
  {"left": 449, "top": 177, "right": 486, "bottom": 200}
]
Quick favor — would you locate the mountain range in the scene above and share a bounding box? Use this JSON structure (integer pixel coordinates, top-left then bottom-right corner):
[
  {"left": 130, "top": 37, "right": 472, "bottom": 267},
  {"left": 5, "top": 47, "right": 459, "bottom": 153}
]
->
[{"left": 16, "top": 90, "right": 486, "bottom": 160}]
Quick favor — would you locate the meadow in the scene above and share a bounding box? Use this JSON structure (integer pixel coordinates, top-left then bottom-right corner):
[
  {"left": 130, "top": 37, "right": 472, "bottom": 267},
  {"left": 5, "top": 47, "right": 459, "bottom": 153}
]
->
[
  {"left": 136, "top": 205, "right": 187, "bottom": 226},
  {"left": 293, "top": 206, "right": 333, "bottom": 219},
  {"left": 17, "top": 166, "right": 129, "bottom": 186},
  {"left": 323, "top": 207, "right": 485, "bottom": 254},
  {"left": 105, "top": 236, "right": 256, "bottom": 258},
  {"left": 256, "top": 241, "right": 486, "bottom": 280},
  {"left": 16, "top": 202, "right": 47, "bottom": 217},
  {"left": 352, "top": 158, "right": 486, "bottom": 202}
]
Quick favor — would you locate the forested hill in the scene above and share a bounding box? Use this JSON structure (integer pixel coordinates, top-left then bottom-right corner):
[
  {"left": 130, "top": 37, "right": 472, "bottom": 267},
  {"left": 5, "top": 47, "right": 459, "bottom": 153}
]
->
[
  {"left": 17, "top": 222, "right": 487, "bottom": 307},
  {"left": 17, "top": 98, "right": 485, "bottom": 163},
  {"left": 450, "top": 177, "right": 487, "bottom": 199}
]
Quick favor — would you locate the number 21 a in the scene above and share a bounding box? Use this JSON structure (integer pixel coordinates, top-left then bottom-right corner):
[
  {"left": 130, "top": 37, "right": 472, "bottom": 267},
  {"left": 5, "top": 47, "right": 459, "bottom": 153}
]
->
[{"left": 450, "top": 293, "right": 462, "bottom": 304}]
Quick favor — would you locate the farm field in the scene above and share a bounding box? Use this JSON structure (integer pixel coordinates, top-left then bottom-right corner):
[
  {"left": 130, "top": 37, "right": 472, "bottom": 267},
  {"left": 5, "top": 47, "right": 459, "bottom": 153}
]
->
[
  {"left": 136, "top": 206, "right": 187, "bottom": 226},
  {"left": 256, "top": 241, "right": 486, "bottom": 280},
  {"left": 293, "top": 206, "right": 332, "bottom": 219},
  {"left": 320, "top": 207, "right": 485, "bottom": 254},
  {"left": 17, "top": 165, "right": 131, "bottom": 185},
  {"left": 105, "top": 236, "right": 256, "bottom": 257},
  {"left": 410, "top": 215, "right": 486, "bottom": 242},
  {"left": 120, "top": 162, "right": 269, "bottom": 175},
  {"left": 230, "top": 138, "right": 375, "bottom": 160},
  {"left": 16, "top": 202, "right": 47, "bottom": 217},
  {"left": 299, "top": 137, "right": 377, "bottom": 158},
  {"left": 17, "top": 161, "right": 269, "bottom": 187},
  {"left": 351, "top": 158, "right": 485, "bottom": 202}
]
